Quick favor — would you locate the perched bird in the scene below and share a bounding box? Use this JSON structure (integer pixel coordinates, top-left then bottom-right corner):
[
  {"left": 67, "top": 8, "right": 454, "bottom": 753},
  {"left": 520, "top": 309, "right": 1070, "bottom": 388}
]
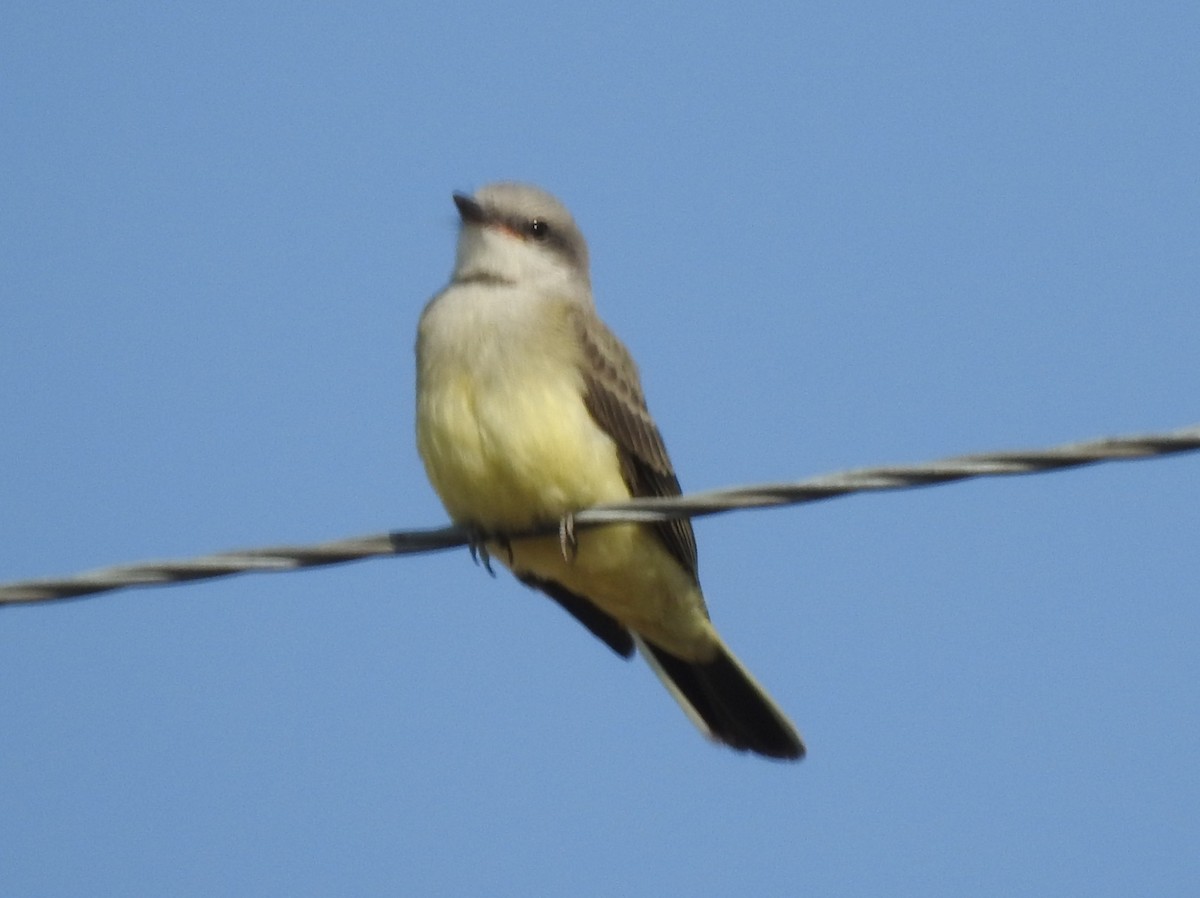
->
[{"left": 415, "top": 182, "right": 803, "bottom": 760}]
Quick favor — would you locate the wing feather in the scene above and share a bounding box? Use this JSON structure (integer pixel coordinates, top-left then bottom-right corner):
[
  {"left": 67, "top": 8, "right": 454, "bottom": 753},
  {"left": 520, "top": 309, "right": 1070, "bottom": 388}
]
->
[{"left": 571, "top": 307, "right": 700, "bottom": 583}]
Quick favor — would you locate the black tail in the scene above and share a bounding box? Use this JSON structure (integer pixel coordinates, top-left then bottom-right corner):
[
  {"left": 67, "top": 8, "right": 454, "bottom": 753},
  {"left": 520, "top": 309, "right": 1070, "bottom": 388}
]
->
[{"left": 638, "top": 638, "right": 805, "bottom": 761}]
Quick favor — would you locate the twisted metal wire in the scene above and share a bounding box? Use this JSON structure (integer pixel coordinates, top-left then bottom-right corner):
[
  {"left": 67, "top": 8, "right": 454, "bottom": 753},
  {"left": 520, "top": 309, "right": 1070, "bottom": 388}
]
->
[{"left": 3, "top": 423, "right": 1198, "bottom": 606}]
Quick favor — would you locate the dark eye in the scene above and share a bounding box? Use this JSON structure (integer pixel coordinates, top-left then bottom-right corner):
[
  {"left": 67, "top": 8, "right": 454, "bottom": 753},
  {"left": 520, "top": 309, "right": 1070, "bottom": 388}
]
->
[{"left": 527, "top": 219, "right": 550, "bottom": 239}]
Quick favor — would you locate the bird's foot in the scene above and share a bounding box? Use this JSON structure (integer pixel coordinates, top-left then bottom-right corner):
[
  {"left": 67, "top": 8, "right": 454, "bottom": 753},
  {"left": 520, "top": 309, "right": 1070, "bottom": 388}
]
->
[
  {"left": 559, "top": 513, "right": 578, "bottom": 563},
  {"left": 466, "top": 526, "right": 514, "bottom": 576},
  {"left": 466, "top": 527, "right": 498, "bottom": 577}
]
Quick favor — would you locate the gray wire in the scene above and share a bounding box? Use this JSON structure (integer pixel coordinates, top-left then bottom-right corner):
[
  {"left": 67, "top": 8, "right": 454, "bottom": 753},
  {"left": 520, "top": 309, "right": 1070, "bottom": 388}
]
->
[{"left": 3, "top": 423, "right": 1198, "bottom": 606}]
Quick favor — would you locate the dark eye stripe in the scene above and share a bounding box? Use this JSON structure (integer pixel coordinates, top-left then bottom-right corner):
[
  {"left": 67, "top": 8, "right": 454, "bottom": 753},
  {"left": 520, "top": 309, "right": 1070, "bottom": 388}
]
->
[{"left": 503, "top": 213, "right": 583, "bottom": 269}]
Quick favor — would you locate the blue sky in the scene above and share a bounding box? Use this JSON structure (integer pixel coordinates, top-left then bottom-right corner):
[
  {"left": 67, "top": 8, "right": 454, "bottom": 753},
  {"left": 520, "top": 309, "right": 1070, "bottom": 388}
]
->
[{"left": 3, "top": 2, "right": 1198, "bottom": 894}]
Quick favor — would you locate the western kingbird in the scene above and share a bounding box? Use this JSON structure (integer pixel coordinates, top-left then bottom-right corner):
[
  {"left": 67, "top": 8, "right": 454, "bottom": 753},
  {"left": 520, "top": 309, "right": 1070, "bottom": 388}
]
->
[{"left": 415, "top": 182, "right": 804, "bottom": 760}]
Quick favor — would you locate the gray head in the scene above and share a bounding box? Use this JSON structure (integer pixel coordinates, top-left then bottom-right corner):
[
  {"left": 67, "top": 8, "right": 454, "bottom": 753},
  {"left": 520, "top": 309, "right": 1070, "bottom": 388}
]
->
[{"left": 451, "top": 182, "right": 591, "bottom": 293}]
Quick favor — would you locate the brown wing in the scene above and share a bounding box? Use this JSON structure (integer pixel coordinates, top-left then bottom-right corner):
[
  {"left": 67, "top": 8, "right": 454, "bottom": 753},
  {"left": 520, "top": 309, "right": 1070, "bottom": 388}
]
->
[{"left": 571, "top": 306, "right": 700, "bottom": 584}]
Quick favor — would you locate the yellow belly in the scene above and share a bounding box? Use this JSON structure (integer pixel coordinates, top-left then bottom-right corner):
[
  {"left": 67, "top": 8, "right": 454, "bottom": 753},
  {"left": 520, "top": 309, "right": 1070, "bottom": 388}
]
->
[
  {"left": 416, "top": 361, "right": 715, "bottom": 658},
  {"left": 417, "top": 367, "right": 628, "bottom": 530}
]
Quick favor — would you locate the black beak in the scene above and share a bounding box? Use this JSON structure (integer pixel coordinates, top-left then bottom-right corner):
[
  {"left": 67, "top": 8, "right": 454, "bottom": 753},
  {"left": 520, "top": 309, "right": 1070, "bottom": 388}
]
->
[{"left": 452, "top": 193, "right": 486, "bottom": 224}]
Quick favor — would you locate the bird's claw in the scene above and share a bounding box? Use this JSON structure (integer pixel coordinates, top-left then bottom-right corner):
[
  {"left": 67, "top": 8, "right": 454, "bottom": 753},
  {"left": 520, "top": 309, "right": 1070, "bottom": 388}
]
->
[
  {"left": 466, "top": 528, "right": 497, "bottom": 577},
  {"left": 559, "top": 513, "right": 578, "bottom": 563},
  {"left": 466, "top": 527, "right": 514, "bottom": 577}
]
